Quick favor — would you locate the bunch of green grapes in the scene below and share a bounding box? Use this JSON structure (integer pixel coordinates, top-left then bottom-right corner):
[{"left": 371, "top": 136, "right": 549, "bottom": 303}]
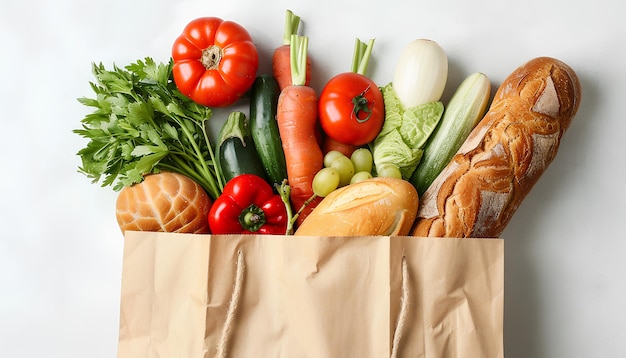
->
[{"left": 312, "top": 148, "right": 401, "bottom": 197}]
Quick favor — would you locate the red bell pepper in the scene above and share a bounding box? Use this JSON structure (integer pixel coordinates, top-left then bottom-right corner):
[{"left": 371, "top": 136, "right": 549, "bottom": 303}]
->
[{"left": 208, "top": 174, "right": 288, "bottom": 235}]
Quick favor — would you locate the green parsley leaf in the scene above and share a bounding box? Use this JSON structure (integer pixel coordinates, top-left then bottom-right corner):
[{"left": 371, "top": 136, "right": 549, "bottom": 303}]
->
[{"left": 73, "top": 57, "right": 224, "bottom": 199}]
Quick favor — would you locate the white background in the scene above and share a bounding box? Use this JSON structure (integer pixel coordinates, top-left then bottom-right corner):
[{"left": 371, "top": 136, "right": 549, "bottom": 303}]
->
[{"left": 1, "top": 0, "right": 623, "bottom": 357}]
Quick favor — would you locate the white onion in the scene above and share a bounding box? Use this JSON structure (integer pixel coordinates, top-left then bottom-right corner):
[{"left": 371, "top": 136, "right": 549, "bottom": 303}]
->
[{"left": 392, "top": 39, "right": 448, "bottom": 108}]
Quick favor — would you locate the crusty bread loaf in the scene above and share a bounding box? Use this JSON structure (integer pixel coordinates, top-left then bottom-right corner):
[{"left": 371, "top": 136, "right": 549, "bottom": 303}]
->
[
  {"left": 412, "top": 57, "right": 581, "bottom": 238},
  {"left": 294, "top": 177, "right": 419, "bottom": 237},
  {"left": 116, "top": 172, "right": 212, "bottom": 234}
]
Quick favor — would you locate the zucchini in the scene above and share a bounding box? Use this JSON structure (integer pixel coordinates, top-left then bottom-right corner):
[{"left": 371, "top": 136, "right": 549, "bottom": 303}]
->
[
  {"left": 410, "top": 72, "right": 491, "bottom": 196},
  {"left": 249, "top": 76, "right": 288, "bottom": 186},
  {"left": 217, "top": 111, "right": 268, "bottom": 184}
]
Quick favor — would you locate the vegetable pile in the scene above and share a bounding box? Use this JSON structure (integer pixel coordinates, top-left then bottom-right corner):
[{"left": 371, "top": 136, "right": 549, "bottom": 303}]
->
[{"left": 74, "top": 11, "right": 492, "bottom": 236}]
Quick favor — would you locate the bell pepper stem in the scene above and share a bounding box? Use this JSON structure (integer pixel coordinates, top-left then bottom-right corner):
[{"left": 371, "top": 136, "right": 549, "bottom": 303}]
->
[{"left": 239, "top": 204, "right": 266, "bottom": 232}]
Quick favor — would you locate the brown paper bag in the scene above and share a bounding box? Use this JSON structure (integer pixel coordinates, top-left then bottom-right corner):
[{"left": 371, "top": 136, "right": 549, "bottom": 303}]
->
[{"left": 117, "top": 231, "right": 503, "bottom": 358}]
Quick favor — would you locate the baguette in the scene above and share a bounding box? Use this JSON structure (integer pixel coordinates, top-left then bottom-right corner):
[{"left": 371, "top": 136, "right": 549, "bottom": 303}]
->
[
  {"left": 294, "top": 177, "right": 419, "bottom": 237},
  {"left": 116, "top": 172, "right": 212, "bottom": 234},
  {"left": 412, "top": 57, "right": 581, "bottom": 238}
]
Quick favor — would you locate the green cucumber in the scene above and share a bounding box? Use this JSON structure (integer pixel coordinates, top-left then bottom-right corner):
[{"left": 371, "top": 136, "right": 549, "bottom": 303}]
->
[
  {"left": 410, "top": 72, "right": 491, "bottom": 196},
  {"left": 217, "top": 111, "right": 268, "bottom": 184},
  {"left": 249, "top": 76, "right": 288, "bottom": 186}
]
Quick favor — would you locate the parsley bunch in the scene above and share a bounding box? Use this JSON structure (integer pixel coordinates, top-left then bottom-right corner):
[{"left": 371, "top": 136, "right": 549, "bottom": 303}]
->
[{"left": 74, "top": 57, "right": 224, "bottom": 199}]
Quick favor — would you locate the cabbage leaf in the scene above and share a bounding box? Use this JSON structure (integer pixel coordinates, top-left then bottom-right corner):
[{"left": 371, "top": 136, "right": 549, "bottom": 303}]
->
[{"left": 371, "top": 83, "right": 444, "bottom": 179}]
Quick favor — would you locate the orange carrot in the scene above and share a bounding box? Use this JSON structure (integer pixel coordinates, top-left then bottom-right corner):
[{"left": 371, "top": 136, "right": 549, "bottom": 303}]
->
[
  {"left": 277, "top": 34, "right": 323, "bottom": 228},
  {"left": 273, "top": 10, "right": 311, "bottom": 91},
  {"left": 322, "top": 136, "right": 359, "bottom": 158}
]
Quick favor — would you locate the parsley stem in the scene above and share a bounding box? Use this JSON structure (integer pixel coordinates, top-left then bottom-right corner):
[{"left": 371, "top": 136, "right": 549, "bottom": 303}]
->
[
  {"left": 201, "top": 118, "right": 224, "bottom": 192},
  {"left": 168, "top": 115, "right": 220, "bottom": 198}
]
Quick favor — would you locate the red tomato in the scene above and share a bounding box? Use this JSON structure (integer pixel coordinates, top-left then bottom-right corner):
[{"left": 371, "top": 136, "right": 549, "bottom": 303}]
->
[
  {"left": 171, "top": 17, "right": 259, "bottom": 107},
  {"left": 318, "top": 72, "right": 384, "bottom": 146}
]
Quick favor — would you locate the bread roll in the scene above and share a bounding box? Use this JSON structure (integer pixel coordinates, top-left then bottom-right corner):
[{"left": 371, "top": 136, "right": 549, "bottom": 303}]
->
[
  {"left": 294, "top": 177, "right": 419, "bottom": 237},
  {"left": 412, "top": 57, "right": 581, "bottom": 238},
  {"left": 116, "top": 172, "right": 212, "bottom": 234}
]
